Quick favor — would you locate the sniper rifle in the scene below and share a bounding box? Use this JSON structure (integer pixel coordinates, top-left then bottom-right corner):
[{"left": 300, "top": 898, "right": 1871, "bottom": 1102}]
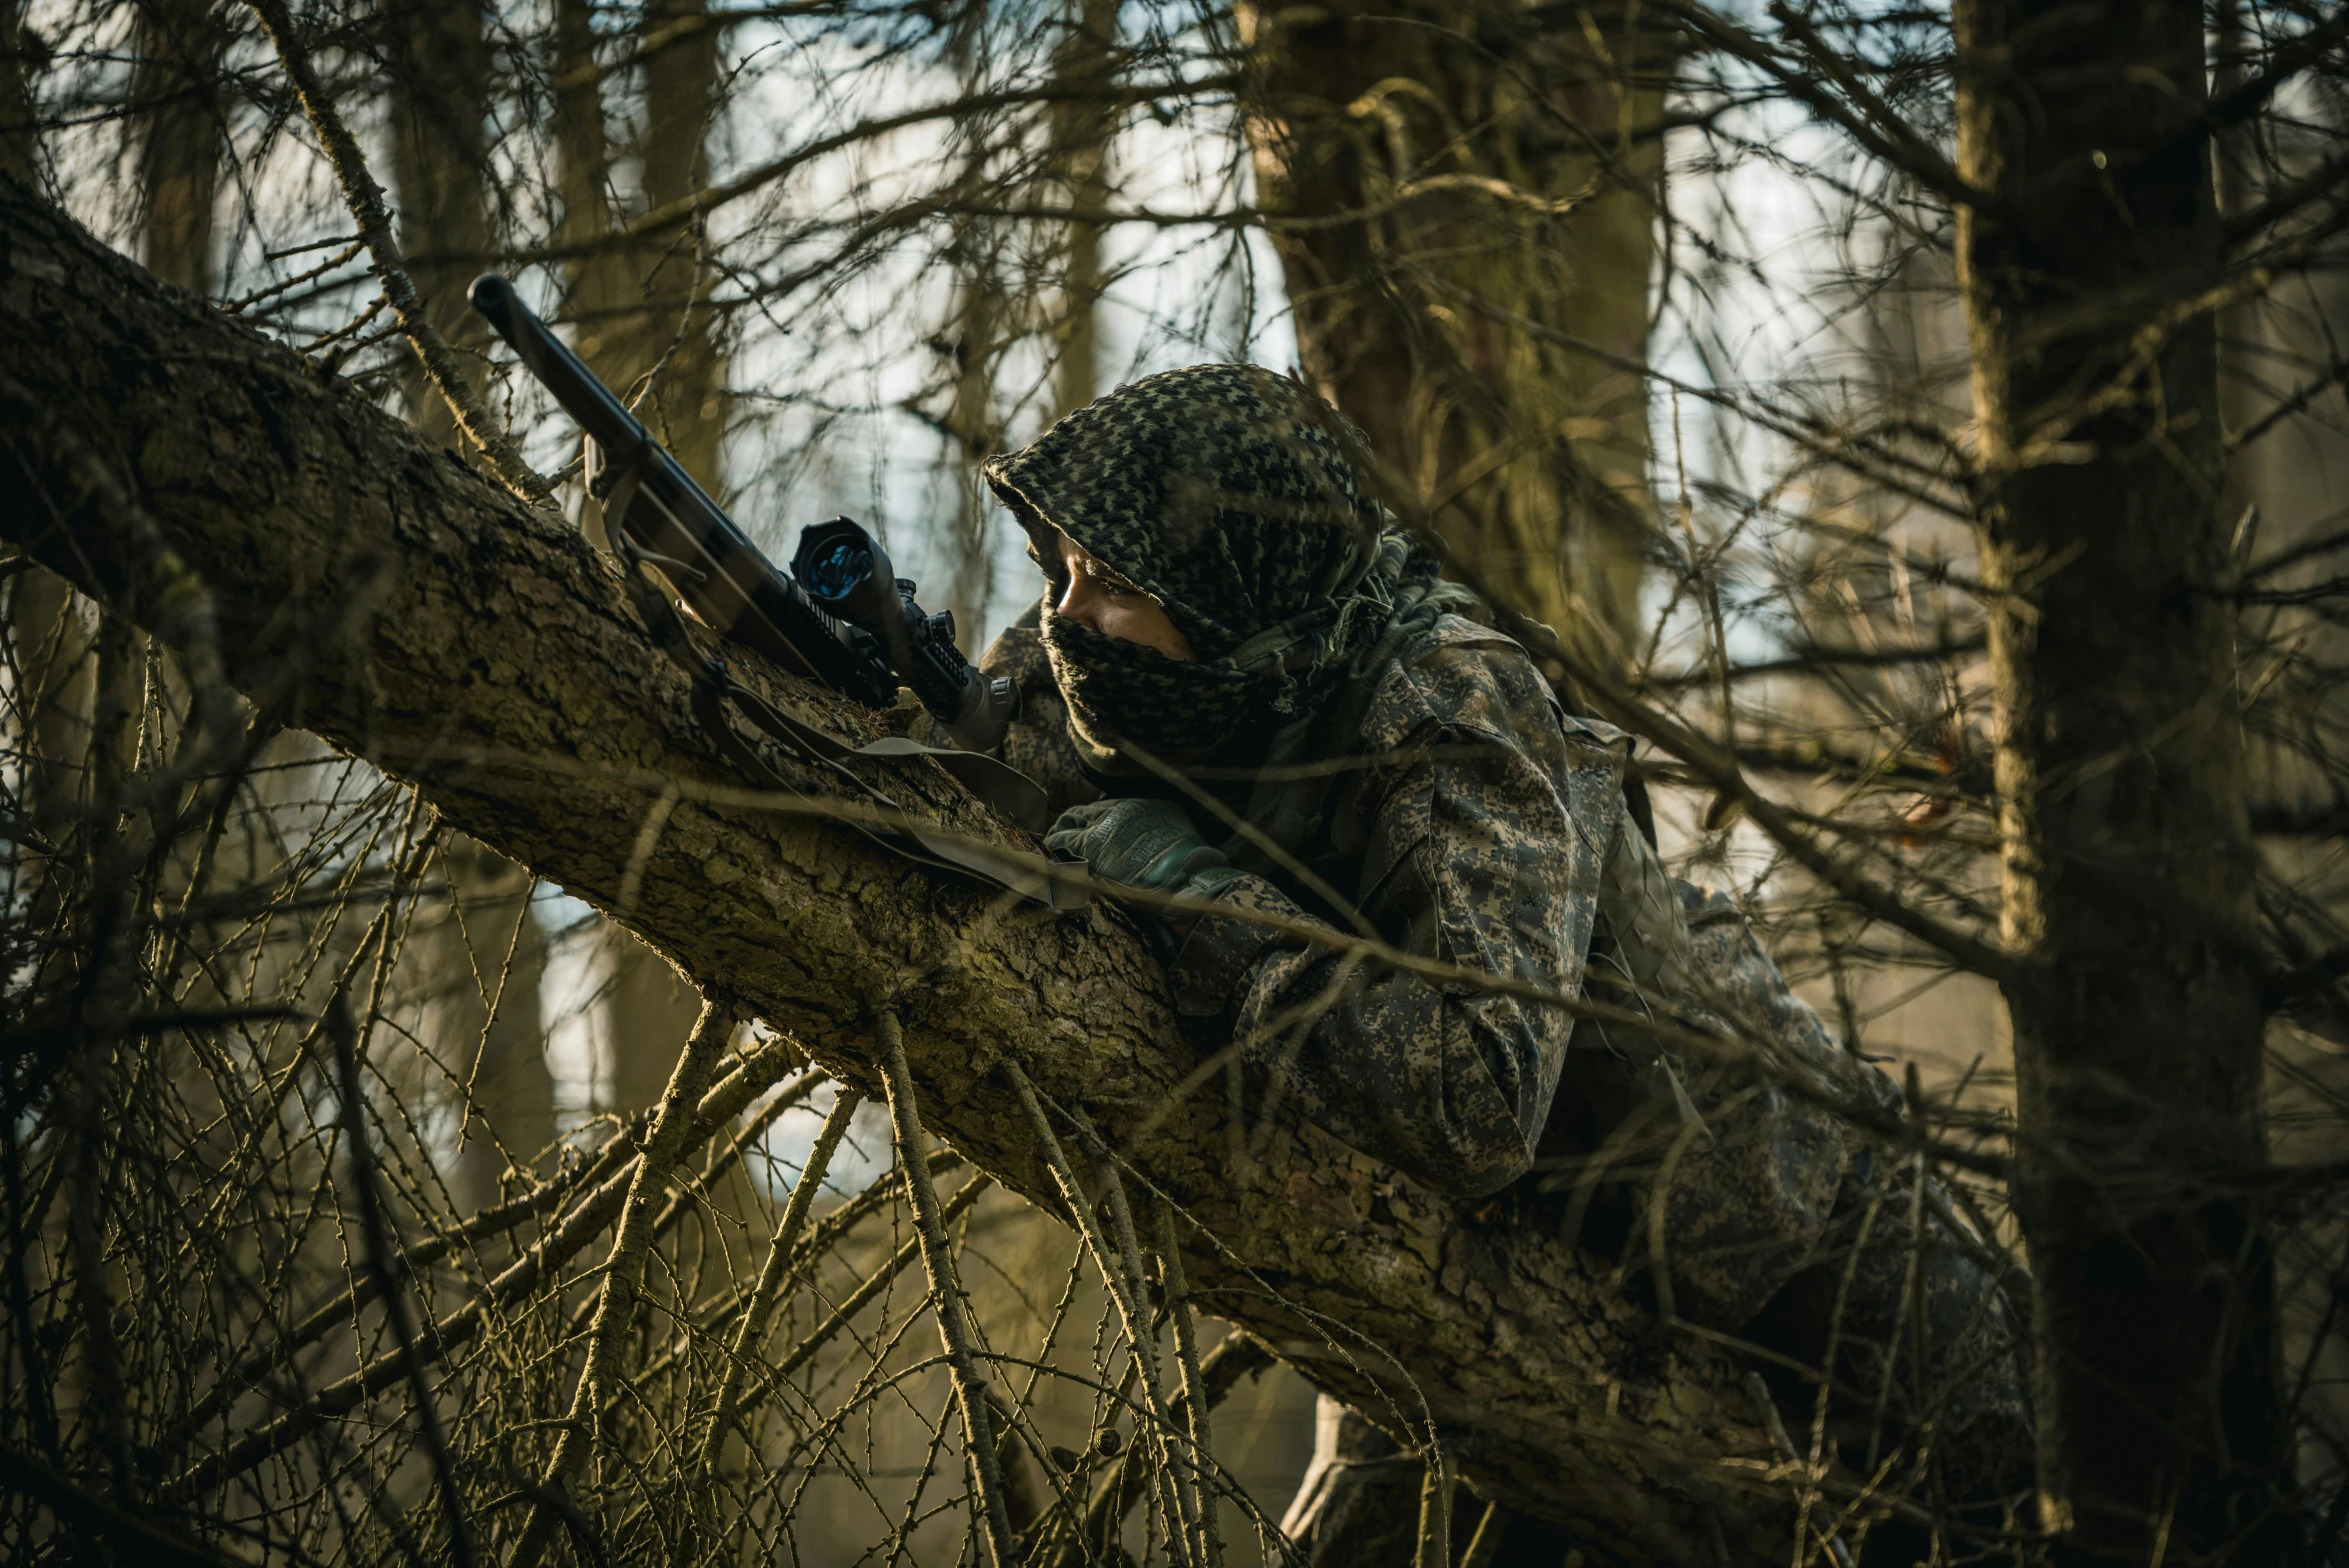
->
[
  {"left": 466, "top": 273, "right": 1016, "bottom": 754},
  {"left": 468, "top": 274, "right": 1077, "bottom": 905}
]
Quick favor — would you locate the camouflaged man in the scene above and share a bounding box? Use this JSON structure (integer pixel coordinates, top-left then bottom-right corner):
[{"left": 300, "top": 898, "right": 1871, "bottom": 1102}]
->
[{"left": 970, "top": 364, "right": 2030, "bottom": 1560}]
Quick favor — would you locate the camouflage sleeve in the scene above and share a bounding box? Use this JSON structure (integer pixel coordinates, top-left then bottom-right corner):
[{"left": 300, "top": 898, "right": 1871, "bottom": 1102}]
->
[{"left": 1168, "top": 634, "right": 1623, "bottom": 1199}]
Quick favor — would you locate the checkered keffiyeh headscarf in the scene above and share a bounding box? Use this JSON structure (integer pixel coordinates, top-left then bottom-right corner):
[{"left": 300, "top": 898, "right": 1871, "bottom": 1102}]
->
[{"left": 982, "top": 364, "right": 1441, "bottom": 769}]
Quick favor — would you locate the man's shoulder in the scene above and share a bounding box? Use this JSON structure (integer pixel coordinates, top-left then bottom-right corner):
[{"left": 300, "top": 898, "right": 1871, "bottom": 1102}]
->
[{"left": 1364, "top": 613, "right": 1630, "bottom": 757}]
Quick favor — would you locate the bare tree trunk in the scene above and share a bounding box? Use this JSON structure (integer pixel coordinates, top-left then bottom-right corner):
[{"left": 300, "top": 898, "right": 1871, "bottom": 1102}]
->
[
  {"left": 6, "top": 568, "right": 92, "bottom": 1007},
  {"left": 551, "top": 0, "right": 730, "bottom": 510},
  {"left": 0, "top": 0, "right": 37, "bottom": 185},
  {"left": 129, "top": 0, "right": 226, "bottom": 294},
  {"left": 1953, "top": 0, "right": 2286, "bottom": 1556},
  {"left": 1, "top": 172, "right": 1818, "bottom": 1564},
  {"left": 935, "top": 209, "right": 1007, "bottom": 640},
  {"left": 918, "top": 0, "right": 1115, "bottom": 645},
  {"left": 435, "top": 836, "right": 555, "bottom": 1217},
  {"left": 556, "top": 0, "right": 730, "bottom": 1118},
  {"left": 8, "top": 569, "right": 88, "bottom": 836},
  {"left": 551, "top": 0, "right": 615, "bottom": 330},
  {"left": 379, "top": 0, "right": 560, "bottom": 1217},
  {"left": 384, "top": 0, "right": 494, "bottom": 445},
  {"left": 625, "top": 0, "right": 728, "bottom": 486},
  {"left": 0, "top": 5, "right": 64, "bottom": 923},
  {"left": 1047, "top": 0, "right": 1116, "bottom": 419},
  {"left": 600, "top": 925, "right": 698, "bottom": 1111},
  {"left": 1238, "top": 0, "right": 1662, "bottom": 665}
]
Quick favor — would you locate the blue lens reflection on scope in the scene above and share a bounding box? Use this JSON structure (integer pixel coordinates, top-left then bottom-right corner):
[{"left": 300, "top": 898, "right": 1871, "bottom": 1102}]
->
[{"left": 803, "top": 539, "right": 873, "bottom": 602}]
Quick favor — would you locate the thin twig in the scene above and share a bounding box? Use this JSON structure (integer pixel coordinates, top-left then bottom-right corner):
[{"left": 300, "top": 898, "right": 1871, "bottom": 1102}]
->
[
  {"left": 166, "top": 1046, "right": 817, "bottom": 1475},
  {"left": 1744, "top": 1372, "right": 1856, "bottom": 1568},
  {"left": 1414, "top": 1442, "right": 1454, "bottom": 1568},
  {"left": 0, "top": 1444, "right": 252, "bottom": 1568},
  {"left": 1156, "top": 1194, "right": 1224, "bottom": 1568},
  {"left": 241, "top": 0, "right": 552, "bottom": 505},
  {"left": 1459, "top": 1499, "right": 1506, "bottom": 1568},
  {"left": 1004, "top": 1062, "right": 1200, "bottom": 1568},
  {"left": 327, "top": 986, "right": 477, "bottom": 1568},
  {"left": 1074, "top": 1334, "right": 1279, "bottom": 1560},
  {"left": 508, "top": 997, "right": 732, "bottom": 1568},
  {"left": 726, "top": 1171, "right": 991, "bottom": 1422},
  {"left": 874, "top": 1008, "right": 1018, "bottom": 1568},
  {"left": 693, "top": 1085, "right": 864, "bottom": 1475}
]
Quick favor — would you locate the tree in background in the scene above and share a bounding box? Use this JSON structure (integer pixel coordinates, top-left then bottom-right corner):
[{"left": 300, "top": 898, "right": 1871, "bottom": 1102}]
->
[
  {"left": 1240, "top": 0, "right": 1666, "bottom": 666},
  {"left": 0, "top": 1, "right": 38, "bottom": 185},
  {"left": 1046, "top": 0, "right": 1117, "bottom": 419},
  {"left": 1953, "top": 0, "right": 2287, "bottom": 1551},
  {"left": 426, "top": 836, "right": 555, "bottom": 1217},
  {"left": 129, "top": 0, "right": 227, "bottom": 294},
  {"left": 385, "top": 0, "right": 496, "bottom": 445},
  {"left": 621, "top": 0, "right": 729, "bottom": 484},
  {"left": 559, "top": 0, "right": 731, "bottom": 485},
  {"left": 559, "top": 0, "right": 733, "bottom": 1104},
  {"left": 373, "top": 0, "right": 567, "bottom": 1209}
]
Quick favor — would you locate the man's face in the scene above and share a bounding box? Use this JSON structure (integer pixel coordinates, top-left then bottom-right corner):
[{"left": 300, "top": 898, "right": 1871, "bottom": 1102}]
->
[{"left": 1043, "top": 528, "right": 1194, "bottom": 662}]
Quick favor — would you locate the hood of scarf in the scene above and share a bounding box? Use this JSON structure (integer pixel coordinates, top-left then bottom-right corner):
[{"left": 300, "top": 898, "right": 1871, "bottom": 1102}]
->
[{"left": 981, "top": 364, "right": 1439, "bottom": 772}]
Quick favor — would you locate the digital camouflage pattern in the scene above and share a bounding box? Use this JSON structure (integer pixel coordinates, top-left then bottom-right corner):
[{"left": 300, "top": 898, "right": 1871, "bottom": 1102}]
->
[
  {"left": 974, "top": 364, "right": 2032, "bottom": 1547},
  {"left": 1166, "top": 613, "right": 1619, "bottom": 1200}
]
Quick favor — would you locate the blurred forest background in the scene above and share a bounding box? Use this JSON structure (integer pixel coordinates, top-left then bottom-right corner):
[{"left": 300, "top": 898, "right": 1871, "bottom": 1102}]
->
[{"left": 0, "top": 0, "right": 2345, "bottom": 1561}]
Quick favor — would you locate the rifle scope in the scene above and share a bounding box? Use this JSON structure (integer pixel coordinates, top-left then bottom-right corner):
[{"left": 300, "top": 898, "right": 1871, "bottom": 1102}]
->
[{"left": 792, "top": 519, "right": 1018, "bottom": 754}]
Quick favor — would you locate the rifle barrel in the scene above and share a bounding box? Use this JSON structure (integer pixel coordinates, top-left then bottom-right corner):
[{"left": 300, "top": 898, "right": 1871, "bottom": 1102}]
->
[
  {"left": 467, "top": 274, "right": 893, "bottom": 704},
  {"left": 467, "top": 273, "right": 651, "bottom": 466}
]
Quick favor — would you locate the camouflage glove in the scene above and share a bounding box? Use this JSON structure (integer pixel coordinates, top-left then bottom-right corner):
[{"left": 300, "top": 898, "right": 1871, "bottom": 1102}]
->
[{"left": 1043, "top": 797, "right": 1243, "bottom": 915}]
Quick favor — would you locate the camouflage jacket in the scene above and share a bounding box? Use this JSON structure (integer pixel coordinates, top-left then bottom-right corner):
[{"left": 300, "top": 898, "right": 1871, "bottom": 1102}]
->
[
  {"left": 980, "top": 605, "right": 1611, "bottom": 1177},
  {"left": 987, "top": 605, "right": 1864, "bottom": 1320},
  {"left": 1168, "top": 613, "right": 1623, "bottom": 1202},
  {"left": 980, "top": 601, "right": 2030, "bottom": 1497}
]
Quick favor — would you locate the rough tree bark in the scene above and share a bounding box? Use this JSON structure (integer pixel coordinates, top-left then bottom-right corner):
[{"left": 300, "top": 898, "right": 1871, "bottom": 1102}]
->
[
  {"left": 1953, "top": 0, "right": 2285, "bottom": 1557},
  {"left": 1, "top": 174, "right": 1795, "bottom": 1564}
]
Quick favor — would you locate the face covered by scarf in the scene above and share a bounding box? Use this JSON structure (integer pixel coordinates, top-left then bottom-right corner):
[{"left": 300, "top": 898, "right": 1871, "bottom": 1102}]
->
[{"left": 981, "top": 365, "right": 1438, "bottom": 776}]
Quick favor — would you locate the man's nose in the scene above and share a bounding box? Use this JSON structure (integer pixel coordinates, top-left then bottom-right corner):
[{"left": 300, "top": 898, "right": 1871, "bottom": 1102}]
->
[{"left": 1056, "top": 577, "right": 1102, "bottom": 632}]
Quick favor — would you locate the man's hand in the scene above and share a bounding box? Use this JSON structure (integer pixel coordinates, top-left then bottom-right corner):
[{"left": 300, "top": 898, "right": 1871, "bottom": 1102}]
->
[{"left": 1044, "top": 797, "right": 1242, "bottom": 918}]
